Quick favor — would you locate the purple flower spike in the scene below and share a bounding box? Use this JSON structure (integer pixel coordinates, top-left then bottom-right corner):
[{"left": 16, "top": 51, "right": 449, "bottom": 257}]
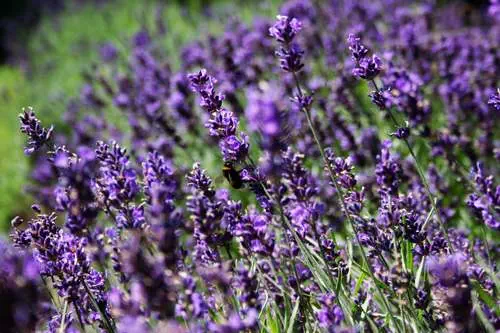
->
[
  {"left": 352, "top": 55, "right": 382, "bottom": 80},
  {"left": 347, "top": 34, "right": 368, "bottom": 62},
  {"left": 466, "top": 162, "right": 500, "bottom": 230},
  {"left": 19, "top": 107, "right": 53, "bottom": 155},
  {"left": 488, "top": 89, "right": 500, "bottom": 111},
  {"left": 219, "top": 134, "right": 249, "bottom": 162},
  {"left": 347, "top": 34, "right": 382, "bottom": 81},
  {"left": 269, "top": 15, "right": 303, "bottom": 44},
  {"left": 189, "top": 69, "right": 250, "bottom": 164},
  {"left": 276, "top": 43, "right": 304, "bottom": 72}
]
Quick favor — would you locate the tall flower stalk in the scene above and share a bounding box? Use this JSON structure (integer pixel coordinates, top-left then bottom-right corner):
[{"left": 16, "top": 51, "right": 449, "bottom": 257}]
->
[
  {"left": 270, "top": 15, "right": 401, "bottom": 331},
  {"left": 347, "top": 33, "right": 454, "bottom": 252}
]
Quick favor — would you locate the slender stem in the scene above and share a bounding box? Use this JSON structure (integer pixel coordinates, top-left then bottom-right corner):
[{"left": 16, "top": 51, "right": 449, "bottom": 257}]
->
[
  {"left": 292, "top": 72, "right": 401, "bottom": 331},
  {"left": 58, "top": 300, "right": 68, "bottom": 333},
  {"left": 73, "top": 301, "right": 86, "bottom": 333},
  {"left": 42, "top": 277, "right": 61, "bottom": 309},
  {"left": 82, "top": 279, "right": 116, "bottom": 333},
  {"left": 480, "top": 225, "right": 492, "bottom": 269},
  {"left": 224, "top": 243, "right": 234, "bottom": 261}
]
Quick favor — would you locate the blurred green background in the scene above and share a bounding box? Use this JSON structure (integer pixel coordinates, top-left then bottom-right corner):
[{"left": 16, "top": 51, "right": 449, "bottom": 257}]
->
[{"left": 0, "top": 0, "right": 281, "bottom": 231}]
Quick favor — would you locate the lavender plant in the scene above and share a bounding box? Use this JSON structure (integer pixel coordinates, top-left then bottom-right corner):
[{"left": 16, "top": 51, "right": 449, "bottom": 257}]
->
[{"left": 2, "top": 0, "right": 499, "bottom": 332}]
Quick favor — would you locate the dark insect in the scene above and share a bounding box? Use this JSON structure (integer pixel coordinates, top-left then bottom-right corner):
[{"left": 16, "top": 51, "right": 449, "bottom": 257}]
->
[{"left": 222, "top": 162, "right": 244, "bottom": 189}]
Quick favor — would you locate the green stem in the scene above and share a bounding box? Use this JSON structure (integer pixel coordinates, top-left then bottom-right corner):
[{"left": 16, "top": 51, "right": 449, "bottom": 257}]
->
[
  {"left": 58, "top": 300, "right": 68, "bottom": 333},
  {"left": 82, "top": 279, "right": 116, "bottom": 333},
  {"left": 73, "top": 301, "right": 86, "bottom": 333}
]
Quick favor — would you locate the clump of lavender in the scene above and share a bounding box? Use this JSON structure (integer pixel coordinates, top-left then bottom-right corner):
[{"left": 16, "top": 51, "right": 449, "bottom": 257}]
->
[
  {"left": 11, "top": 210, "right": 110, "bottom": 328},
  {"left": 5, "top": 1, "right": 500, "bottom": 332}
]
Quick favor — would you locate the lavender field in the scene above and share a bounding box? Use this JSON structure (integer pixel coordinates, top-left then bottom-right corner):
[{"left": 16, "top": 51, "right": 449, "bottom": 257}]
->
[{"left": 1, "top": 0, "right": 499, "bottom": 332}]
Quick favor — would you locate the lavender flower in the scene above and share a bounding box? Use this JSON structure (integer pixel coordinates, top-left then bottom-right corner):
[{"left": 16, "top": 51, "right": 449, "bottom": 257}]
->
[
  {"left": 95, "top": 141, "right": 144, "bottom": 229},
  {"left": 281, "top": 148, "right": 322, "bottom": 238},
  {"left": 375, "top": 140, "right": 402, "bottom": 195},
  {"left": 268, "top": 15, "right": 303, "bottom": 44},
  {"left": 275, "top": 43, "right": 305, "bottom": 72},
  {"left": 488, "top": 88, "right": 500, "bottom": 111},
  {"left": 234, "top": 265, "right": 261, "bottom": 314},
  {"left": 53, "top": 146, "right": 99, "bottom": 234},
  {"left": 208, "top": 310, "right": 258, "bottom": 333},
  {"left": 466, "top": 162, "right": 499, "bottom": 230},
  {"left": 187, "top": 163, "right": 229, "bottom": 265},
  {"left": 381, "top": 65, "right": 431, "bottom": 125},
  {"left": 99, "top": 42, "right": 118, "bottom": 63},
  {"left": 188, "top": 69, "right": 250, "bottom": 163},
  {"left": 347, "top": 34, "right": 382, "bottom": 80},
  {"left": 316, "top": 293, "right": 344, "bottom": 328},
  {"left": 119, "top": 235, "right": 175, "bottom": 319},
  {"left": 270, "top": 16, "right": 304, "bottom": 73},
  {"left": 19, "top": 107, "right": 53, "bottom": 155},
  {"left": 428, "top": 253, "right": 475, "bottom": 332},
  {"left": 11, "top": 211, "right": 109, "bottom": 326}
]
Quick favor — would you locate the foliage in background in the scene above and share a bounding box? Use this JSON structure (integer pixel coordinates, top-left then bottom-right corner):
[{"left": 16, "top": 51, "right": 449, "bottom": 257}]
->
[{"left": 0, "top": 0, "right": 280, "bottom": 230}]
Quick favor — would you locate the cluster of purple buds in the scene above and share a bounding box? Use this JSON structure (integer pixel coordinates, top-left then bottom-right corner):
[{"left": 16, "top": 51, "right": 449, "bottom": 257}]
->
[
  {"left": 19, "top": 107, "right": 54, "bottom": 155},
  {"left": 53, "top": 146, "right": 99, "bottom": 234},
  {"left": 488, "top": 89, "right": 500, "bottom": 111},
  {"left": 391, "top": 124, "right": 410, "bottom": 139},
  {"left": 316, "top": 293, "right": 344, "bottom": 328},
  {"left": 375, "top": 140, "right": 402, "bottom": 195},
  {"left": 381, "top": 66, "right": 431, "bottom": 125},
  {"left": 466, "top": 162, "right": 499, "bottom": 230},
  {"left": 428, "top": 254, "right": 474, "bottom": 332},
  {"left": 269, "top": 15, "right": 304, "bottom": 73},
  {"left": 11, "top": 210, "right": 108, "bottom": 327},
  {"left": 347, "top": 34, "right": 382, "bottom": 81},
  {"left": 188, "top": 69, "right": 249, "bottom": 163},
  {"left": 95, "top": 141, "right": 144, "bottom": 229},
  {"left": 281, "top": 148, "right": 322, "bottom": 238}
]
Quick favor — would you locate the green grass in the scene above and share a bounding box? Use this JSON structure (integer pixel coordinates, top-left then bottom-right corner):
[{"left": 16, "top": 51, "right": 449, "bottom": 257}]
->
[
  {"left": 0, "top": 0, "right": 282, "bottom": 230},
  {"left": 0, "top": 67, "right": 30, "bottom": 231}
]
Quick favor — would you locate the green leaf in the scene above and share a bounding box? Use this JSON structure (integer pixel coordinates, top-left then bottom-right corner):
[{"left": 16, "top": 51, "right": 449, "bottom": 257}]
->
[
  {"left": 267, "top": 311, "right": 280, "bottom": 333},
  {"left": 415, "top": 256, "right": 426, "bottom": 288},
  {"left": 286, "top": 299, "right": 301, "bottom": 333},
  {"left": 354, "top": 271, "right": 367, "bottom": 296},
  {"left": 471, "top": 281, "right": 499, "bottom": 315},
  {"left": 401, "top": 240, "right": 414, "bottom": 273}
]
